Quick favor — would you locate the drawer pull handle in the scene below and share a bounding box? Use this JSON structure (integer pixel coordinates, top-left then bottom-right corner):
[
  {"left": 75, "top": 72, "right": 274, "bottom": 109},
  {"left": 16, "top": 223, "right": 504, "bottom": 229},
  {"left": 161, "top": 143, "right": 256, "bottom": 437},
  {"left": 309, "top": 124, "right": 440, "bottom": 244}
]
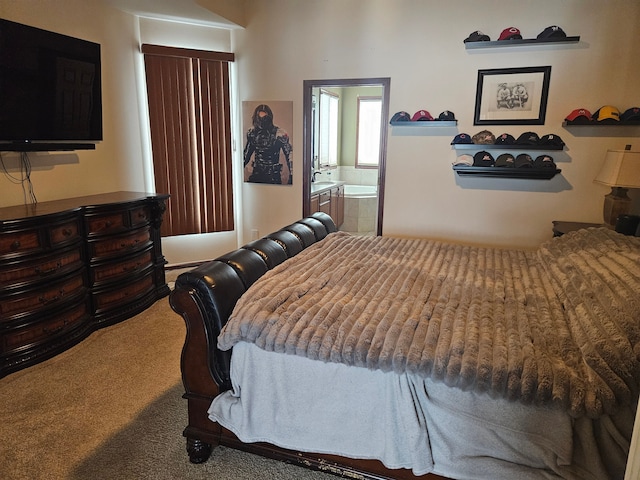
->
[
  {"left": 35, "top": 262, "right": 62, "bottom": 276},
  {"left": 123, "top": 262, "right": 142, "bottom": 272},
  {"left": 105, "top": 220, "right": 113, "bottom": 228},
  {"left": 10, "top": 240, "right": 21, "bottom": 251},
  {"left": 120, "top": 239, "right": 140, "bottom": 250},
  {"left": 43, "top": 320, "right": 67, "bottom": 334},
  {"left": 62, "top": 228, "right": 73, "bottom": 237},
  {"left": 38, "top": 289, "right": 64, "bottom": 305}
]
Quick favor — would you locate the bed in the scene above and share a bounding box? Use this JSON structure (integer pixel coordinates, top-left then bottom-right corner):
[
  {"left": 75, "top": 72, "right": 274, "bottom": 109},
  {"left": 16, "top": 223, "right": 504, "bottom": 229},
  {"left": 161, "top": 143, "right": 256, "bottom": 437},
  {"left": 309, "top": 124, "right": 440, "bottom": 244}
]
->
[{"left": 169, "top": 212, "right": 640, "bottom": 480}]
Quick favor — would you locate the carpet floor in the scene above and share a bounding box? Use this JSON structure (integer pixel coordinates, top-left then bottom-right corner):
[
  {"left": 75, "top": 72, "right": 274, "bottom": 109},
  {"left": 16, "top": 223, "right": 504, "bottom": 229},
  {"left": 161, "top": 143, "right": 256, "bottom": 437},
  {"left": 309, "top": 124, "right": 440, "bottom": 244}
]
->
[{"left": 0, "top": 293, "right": 333, "bottom": 480}]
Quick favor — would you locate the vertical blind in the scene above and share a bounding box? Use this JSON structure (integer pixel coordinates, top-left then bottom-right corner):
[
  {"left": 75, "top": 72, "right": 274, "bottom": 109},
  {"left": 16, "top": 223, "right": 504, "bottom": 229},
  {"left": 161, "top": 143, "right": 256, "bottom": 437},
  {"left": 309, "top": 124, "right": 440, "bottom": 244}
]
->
[{"left": 142, "top": 44, "right": 235, "bottom": 237}]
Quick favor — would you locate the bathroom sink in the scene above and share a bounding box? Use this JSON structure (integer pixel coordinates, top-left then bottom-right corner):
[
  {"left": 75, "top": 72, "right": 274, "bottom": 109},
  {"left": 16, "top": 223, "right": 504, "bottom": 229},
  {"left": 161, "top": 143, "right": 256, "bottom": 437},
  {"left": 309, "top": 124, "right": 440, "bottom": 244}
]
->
[{"left": 311, "top": 181, "right": 339, "bottom": 193}]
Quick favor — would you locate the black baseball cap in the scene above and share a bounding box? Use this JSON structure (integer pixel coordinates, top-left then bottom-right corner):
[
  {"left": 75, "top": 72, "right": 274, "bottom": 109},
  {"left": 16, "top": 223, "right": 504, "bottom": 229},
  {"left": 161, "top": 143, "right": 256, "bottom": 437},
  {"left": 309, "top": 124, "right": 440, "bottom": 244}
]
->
[
  {"left": 515, "top": 132, "right": 540, "bottom": 145},
  {"left": 495, "top": 133, "right": 516, "bottom": 145},
  {"left": 538, "top": 134, "right": 565, "bottom": 147},
  {"left": 464, "top": 30, "right": 490, "bottom": 42},
  {"left": 495, "top": 153, "right": 515, "bottom": 167},
  {"left": 473, "top": 150, "right": 495, "bottom": 166},
  {"left": 534, "top": 155, "right": 556, "bottom": 169},
  {"left": 515, "top": 153, "right": 533, "bottom": 168},
  {"left": 537, "top": 26, "right": 566, "bottom": 39},
  {"left": 451, "top": 133, "right": 473, "bottom": 144},
  {"left": 390, "top": 111, "right": 411, "bottom": 123},
  {"left": 621, "top": 107, "right": 640, "bottom": 122},
  {"left": 438, "top": 110, "right": 456, "bottom": 121}
]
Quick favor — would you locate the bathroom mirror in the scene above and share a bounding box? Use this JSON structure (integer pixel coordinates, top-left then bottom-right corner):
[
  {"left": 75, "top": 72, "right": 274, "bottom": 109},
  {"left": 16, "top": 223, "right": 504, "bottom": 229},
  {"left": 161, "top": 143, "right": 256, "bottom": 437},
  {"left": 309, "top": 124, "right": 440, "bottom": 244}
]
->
[{"left": 302, "top": 78, "right": 390, "bottom": 236}]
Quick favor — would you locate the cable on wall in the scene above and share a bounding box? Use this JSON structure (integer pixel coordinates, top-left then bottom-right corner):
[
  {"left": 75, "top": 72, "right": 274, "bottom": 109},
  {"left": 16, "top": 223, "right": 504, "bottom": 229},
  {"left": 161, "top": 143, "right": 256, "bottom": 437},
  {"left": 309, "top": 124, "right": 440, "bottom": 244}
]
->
[{"left": 0, "top": 152, "right": 38, "bottom": 205}]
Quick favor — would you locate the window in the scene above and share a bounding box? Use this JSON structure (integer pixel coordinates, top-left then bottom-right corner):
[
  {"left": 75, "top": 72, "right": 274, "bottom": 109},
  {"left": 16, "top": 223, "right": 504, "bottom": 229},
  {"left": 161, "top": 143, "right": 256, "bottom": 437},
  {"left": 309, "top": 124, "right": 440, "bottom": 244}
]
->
[
  {"left": 142, "top": 44, "right": 235, "bottom": 237},
  {"left": 318, "top": 89, "right": 339, "bottom": 167},
  {"left": 356, "top": 96, "right": 382, "bottom": 168}
]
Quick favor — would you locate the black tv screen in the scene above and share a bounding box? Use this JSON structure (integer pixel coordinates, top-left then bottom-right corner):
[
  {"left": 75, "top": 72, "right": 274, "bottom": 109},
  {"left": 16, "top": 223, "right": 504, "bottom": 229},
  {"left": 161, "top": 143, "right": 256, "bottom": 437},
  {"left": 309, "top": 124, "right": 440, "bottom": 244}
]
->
[{"left": 0, "top": 19, "right": 102, "bottom": 147}]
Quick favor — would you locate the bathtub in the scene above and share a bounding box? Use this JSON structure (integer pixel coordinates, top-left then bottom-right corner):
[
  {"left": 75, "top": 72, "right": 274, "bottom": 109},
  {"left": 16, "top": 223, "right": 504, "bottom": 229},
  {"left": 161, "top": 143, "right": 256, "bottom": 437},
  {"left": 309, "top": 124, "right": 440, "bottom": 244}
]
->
[
  {"left": 343, "top": 184, "right": 377, "bottom": 198},
  {"left": 342, "top": 184, "right": 377, "bottom": 234}
]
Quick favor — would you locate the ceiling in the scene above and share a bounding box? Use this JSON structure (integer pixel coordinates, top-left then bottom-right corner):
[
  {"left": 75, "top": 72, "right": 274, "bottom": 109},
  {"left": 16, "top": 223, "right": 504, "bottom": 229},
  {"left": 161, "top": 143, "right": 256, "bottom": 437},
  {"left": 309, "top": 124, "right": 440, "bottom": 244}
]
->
[{"left": 101, "top": 0, "right": 242, "bottom": 27}]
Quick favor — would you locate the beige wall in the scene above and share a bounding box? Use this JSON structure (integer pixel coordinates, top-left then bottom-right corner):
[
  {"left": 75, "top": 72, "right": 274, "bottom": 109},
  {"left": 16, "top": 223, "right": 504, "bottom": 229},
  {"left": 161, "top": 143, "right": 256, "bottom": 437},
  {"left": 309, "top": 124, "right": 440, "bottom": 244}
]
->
[{"left": 234, "top": 0, "right": 640, "bottom": 247}]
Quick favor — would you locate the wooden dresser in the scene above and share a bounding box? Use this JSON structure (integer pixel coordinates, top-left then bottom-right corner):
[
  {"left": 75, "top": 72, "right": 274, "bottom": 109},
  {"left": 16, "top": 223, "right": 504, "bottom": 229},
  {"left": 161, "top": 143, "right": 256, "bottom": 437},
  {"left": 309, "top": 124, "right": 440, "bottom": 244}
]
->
[{"left": 0, "top": 192, "right": 170, "bottom": 377}]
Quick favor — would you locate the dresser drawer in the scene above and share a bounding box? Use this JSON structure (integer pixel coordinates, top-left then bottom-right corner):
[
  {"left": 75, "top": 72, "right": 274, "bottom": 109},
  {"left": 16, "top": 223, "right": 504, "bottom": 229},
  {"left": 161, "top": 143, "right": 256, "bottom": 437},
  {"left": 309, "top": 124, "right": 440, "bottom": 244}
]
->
[
  {"left": 0, "top": 229, "right": 42, "bottom": 257},
  {"left": 0, "top": 273, "right": 86, "bottom": 320},
  {"left": 90, "top": 247, "right": 153, "bottom": 285},
  {"left": 89, "top": 227, "right": 151, "bottom": 259},
  {"left": 129, "top": 205, "right": 151, "bottom": 227},
  {"left": 2, "top": 300, "right": 90, "bottom": 353},
  {"left": 0, "top": 246, "right": 83, "bottom": 288},
  {"left": 85, "top": 211, "right": 128, "bottom": 235},
  {"left": 91, "top": 272, "right": 155, "bottom": 312},
  {"left": 49, "top": 219, "right": 81, "bottom": 246}
]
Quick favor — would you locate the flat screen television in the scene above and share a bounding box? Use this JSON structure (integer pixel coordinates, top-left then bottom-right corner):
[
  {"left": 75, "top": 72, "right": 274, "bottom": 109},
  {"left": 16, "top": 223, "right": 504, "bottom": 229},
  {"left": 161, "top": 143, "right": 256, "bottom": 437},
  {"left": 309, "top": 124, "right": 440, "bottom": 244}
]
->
[{"left": 0, "top": 19, "right": 102, "bottom": 151}]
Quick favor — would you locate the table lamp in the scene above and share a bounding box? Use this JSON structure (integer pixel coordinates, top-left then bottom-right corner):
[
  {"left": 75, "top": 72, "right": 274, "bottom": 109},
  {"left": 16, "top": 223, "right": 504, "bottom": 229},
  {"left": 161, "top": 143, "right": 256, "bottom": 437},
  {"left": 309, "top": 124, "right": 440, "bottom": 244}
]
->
[{"left": 593, "top": 149, "right": 640, "bottom": 226}]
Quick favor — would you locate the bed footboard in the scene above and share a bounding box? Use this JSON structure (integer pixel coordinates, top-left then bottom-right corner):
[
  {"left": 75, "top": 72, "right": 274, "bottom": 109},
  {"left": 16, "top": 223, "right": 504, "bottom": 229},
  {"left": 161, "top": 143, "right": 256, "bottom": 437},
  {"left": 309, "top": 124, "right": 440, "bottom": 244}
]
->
[{"left": 168, "top": 212, "right": 335, "bottom": 463}]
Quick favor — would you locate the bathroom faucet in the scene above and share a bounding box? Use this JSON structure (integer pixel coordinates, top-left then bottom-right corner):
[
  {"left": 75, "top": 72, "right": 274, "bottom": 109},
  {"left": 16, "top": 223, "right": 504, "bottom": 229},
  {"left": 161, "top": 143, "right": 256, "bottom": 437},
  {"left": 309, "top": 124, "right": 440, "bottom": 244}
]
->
[{"left": 312, "top": 171, "right": 322, "bottom": 182}]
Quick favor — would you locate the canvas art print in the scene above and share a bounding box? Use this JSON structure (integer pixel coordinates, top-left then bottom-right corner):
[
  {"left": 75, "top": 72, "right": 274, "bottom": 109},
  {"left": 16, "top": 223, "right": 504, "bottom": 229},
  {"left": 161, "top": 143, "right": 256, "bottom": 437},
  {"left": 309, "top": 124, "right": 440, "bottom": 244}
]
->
[
  {"left": 474, "top": 66, "right": 551, "bottom": 125},
  {"left": 243, "top": 101, "right": 293, "bottom": 185}
]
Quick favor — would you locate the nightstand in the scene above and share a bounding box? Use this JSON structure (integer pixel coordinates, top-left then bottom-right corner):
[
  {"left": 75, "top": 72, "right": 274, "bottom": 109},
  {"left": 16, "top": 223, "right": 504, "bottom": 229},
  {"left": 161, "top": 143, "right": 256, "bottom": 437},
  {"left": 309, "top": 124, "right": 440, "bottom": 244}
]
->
[{"left": 552, "top": 221, "right": 605, "bottom": 237}]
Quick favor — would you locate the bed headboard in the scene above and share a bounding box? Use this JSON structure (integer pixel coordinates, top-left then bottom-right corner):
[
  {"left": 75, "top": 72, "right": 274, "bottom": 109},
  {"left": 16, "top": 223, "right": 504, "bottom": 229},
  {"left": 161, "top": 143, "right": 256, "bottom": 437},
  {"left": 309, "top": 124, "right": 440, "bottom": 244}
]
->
[{"left": 172, "top": 212, "right": 337, "bottom": 390}]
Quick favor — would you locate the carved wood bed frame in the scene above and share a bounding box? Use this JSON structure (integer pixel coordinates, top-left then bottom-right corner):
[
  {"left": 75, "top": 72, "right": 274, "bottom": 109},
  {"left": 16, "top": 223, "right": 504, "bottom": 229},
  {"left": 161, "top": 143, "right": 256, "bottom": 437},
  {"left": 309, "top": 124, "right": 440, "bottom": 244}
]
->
[{"left": 169, "top": 212, "right": 451, "bottom": 479}]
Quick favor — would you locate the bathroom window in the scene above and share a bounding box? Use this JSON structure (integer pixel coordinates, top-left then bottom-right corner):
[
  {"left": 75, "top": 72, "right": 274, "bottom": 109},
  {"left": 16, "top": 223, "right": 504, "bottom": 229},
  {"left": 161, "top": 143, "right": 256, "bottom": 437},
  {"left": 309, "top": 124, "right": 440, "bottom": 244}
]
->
[
  {"left": 318, "top": 89, "right": 339, "bottom": 167},
  {"left": 356, "top": 96, "right": 382, "bottom": 168}
]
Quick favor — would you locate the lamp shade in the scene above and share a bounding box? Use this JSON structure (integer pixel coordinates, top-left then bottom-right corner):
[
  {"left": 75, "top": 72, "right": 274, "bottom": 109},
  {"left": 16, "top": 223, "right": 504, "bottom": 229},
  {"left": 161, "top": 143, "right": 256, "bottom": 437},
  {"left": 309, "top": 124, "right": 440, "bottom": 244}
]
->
[{"left": 594, "top": 150, "right": 640, "bottom": 188}]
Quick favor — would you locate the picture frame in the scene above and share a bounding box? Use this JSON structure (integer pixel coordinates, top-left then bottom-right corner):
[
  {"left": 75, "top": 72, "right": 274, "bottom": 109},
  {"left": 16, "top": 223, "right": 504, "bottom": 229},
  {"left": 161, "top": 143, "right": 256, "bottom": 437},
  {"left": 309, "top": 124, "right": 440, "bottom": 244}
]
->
[{"left": 474, "top": 66, "right": 551, "bottom": 125}]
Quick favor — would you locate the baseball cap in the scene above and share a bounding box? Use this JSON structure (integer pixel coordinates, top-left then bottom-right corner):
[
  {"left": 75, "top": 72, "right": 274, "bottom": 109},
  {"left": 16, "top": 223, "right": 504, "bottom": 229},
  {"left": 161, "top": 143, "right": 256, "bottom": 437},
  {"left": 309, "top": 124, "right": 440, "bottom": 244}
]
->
[
  {"left": 592, "top": 105, "right": 620, "bottom": 123},
  {"left": 565, "top": 108, "right": 592, "bottom": 123},
  {"left": 412, "top": 110, "right": 434, "bottom": 121},
  {"left": 538, "top": 134, "right": 565, "bottom": 148},
  {"left": 495, "top": 133, "right": 516, "bottom": 145},
  {"left": 515, "top": 132, "right": 540, "bottom": 145},
  {"left": 438, "top": 110, "right": 456, "bottom": 121},
  {"left": 390, "top": 111, "right": 411, "bottom": 123},
  {"left": 621, "top": 107, "right": 640, "bottom": 122},
  {"left": 498, "top": 27, "right": 522, "bottom": 41},
  {"left": 537, "top": 26, "right": 566, "bottom": 40},
  {"left": 464, "top": 30, "right": 490, "bottom": 43},
  {"left": 472, "top": 130, "right": 496, "bottom": 144},
  {"left": 452, "top": 154, "right": 473, "bottom": 166},
  {"left": 515, "top": 153, "right": 534, "bottom": 168},
  {"left": 473, "top": 151, "right": 495, "bottom": 166},
  {"left": 451, "top": 133, "right": 473, "bottom": 144},
  {"left": 495, "top": 153, "right": 516, "bottom": 167},
  {"left": 533, "top": 155, "right": 556, "bottom": 169}
]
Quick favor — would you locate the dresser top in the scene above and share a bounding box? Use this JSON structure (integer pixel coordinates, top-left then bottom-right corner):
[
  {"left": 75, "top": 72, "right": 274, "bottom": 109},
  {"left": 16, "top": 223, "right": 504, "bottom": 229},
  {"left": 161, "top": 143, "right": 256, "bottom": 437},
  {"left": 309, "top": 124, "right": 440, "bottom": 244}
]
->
[{"left": 0, "top": 191, "right": 169, "bottom": 222}]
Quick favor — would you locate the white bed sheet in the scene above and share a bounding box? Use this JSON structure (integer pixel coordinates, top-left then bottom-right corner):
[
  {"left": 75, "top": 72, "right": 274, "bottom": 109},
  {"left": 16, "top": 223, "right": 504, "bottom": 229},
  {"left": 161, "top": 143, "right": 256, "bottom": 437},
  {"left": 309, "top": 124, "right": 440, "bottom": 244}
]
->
[{"left": 208, "top": 341, "right": 617, "bottom": 480}]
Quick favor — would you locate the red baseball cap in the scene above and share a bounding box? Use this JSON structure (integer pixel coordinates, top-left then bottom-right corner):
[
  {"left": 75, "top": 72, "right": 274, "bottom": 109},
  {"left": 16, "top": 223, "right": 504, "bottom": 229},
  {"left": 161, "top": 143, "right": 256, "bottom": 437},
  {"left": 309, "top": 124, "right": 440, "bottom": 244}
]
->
[
  {"left": 565, "top": 108, "right": 592, "bottom": 123},
  {"left": 498, "top": 27, "right": 522, "bottom": 40},
  {"left": 411, "top": 110, "right": 434, "bottom": 121}
]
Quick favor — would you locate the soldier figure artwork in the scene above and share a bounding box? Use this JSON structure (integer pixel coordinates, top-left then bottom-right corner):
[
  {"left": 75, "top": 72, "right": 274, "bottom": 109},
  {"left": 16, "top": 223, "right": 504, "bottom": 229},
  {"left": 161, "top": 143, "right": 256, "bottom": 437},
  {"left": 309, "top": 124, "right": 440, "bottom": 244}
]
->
[{"left": 243, "top": 104, "right": 293, "bottom": 184}]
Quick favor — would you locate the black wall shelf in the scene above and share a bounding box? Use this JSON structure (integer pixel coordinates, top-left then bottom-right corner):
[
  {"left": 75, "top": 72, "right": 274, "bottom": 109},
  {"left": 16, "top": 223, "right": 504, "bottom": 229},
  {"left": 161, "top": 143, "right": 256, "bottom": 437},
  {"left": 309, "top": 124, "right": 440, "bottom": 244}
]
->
[
  {"left": 562, "top": 120, "right": 640, "bottom": 127},
  {"left": 391, "top": 121, "right": 457, "bottom": 127},
  {"left": 453, "top": 165, "right": 561, "bottom": 180},
  {"left": 0, "top": 143, "right": 96, "bottom": 152},
  {"left": 451, "top": 144, "right": 563, "bottom": 151},
  {"left": 465, "top": 36, "right": 580, "bottom": 49}
]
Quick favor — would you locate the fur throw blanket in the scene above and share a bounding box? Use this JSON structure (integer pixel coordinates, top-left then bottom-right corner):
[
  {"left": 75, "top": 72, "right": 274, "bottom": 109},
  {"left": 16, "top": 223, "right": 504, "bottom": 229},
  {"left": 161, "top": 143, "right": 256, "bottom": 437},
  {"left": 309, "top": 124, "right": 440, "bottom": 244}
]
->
[{"left": 218, "top": 228, "right": 640, "bottom": 418}]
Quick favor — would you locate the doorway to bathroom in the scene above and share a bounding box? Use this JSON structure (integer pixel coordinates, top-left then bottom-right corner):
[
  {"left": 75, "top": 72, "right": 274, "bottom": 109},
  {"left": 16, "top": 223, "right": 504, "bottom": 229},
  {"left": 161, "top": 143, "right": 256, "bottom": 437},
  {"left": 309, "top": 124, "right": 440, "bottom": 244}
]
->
[{"left": 302, "top": 78, "right": 390, "bottom": 236}]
